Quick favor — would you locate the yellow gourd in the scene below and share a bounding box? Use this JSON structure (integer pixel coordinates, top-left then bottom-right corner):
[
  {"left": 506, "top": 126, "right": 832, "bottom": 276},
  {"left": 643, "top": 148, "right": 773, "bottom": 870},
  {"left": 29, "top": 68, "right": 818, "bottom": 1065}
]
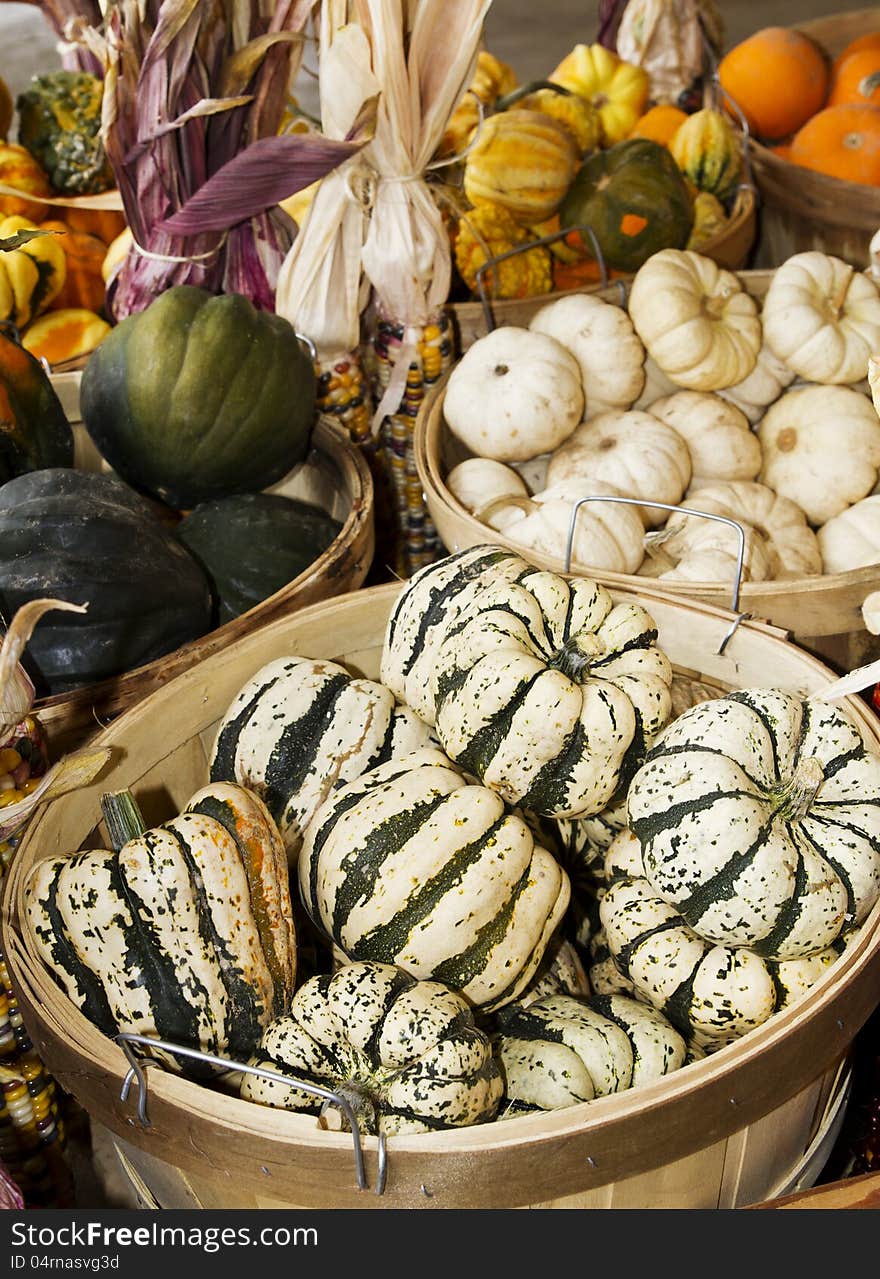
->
[
  {"left": 669, "top": 108, "right": 742, "bottom": 204},
  {"left": 21, "top": 307, "right": 111, "bottom": 367},
  {"left": 455, "top": 203, "right": 553, "bottom": 299},
  {"left": 685, "top": 192, "right": 728, "bottom": 252},
  {"left": 515, "top": 88, "right": 601, "bottom": 155},
  {"left": 550, "top": 44, "right": 650, "bottom": 146},
  {"left": 463, "top": 109, "right": 580, "bottom": 225},
  {"left": 0, "top": 215, "right": 67, "bottom": 328}
]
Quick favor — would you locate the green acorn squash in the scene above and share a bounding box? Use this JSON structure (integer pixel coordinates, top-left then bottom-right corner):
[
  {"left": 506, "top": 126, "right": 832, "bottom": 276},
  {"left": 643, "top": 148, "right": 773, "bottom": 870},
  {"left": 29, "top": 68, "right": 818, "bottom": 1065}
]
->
[
  {"left": 0, "top": 329, "right": 73, "bottom": 483},
  {"left": 559, "top": 137, "right": 694, "bottom": 273},
  {"left": 16, "top": 71, "right": 113, "bottom": 196},
  {"left": 0, "top": 468, "right": 213, "bottom": 695},
  {"left": 175, "top": 492, "right": 341, "bottom": 626},
  {"left": 80, "top": 286, "right": 317, "bottom": 510}
]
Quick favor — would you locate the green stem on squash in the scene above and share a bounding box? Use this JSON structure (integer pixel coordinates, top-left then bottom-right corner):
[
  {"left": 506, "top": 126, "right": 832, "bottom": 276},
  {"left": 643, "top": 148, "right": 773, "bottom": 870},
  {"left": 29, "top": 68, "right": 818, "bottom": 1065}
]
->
[
  {"left": 101, "top": 789, "right": 147, "bottom": 852},
  {"left": 548, "top": 634, "right": 604, "bottom": 682},
  {"left": 495, "top": 80, "right": 574, "bottom": 111}
]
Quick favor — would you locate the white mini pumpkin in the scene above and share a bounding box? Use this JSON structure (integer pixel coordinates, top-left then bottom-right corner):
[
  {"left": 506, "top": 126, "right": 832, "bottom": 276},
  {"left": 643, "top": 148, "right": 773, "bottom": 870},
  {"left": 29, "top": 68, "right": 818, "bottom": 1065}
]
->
[
  {"left": 502, "top": 478, "right": 647, "bottom": 574},
  {"left": 758, "top": 384, "right": 880, "bottom": 525},
  {"left": 443, "top": 326, "right": 584, "bottom": 462},
  {"left": 762, "top": 251, "right": 880, "bottom": 385},
  {"left": 648, "top": 391, "right": 762, "bottom": 488},
  {"left": 633, "top": 356, "right": 679, "bottom": 410},
  {"left": 817, "top": 495, "right": 880, "bottom": 574},
  {"left": 717, "top": 340, "right": 796, "bottom": 424},
  {"left": 640, "top": 514, "right": 773, "bottom": 584},
  {"left": 628, "top": 249, "right": 761, "bottom": 391},
  {"left": 545, "top": 409, "right": 692, "bottom": 527},
  {"left": 529, "top": 293, "right": 646, "bottom": 416},
  {"left": 510, "top": 454, "right": 551, "bottom": 494},
  {"left": 446, "top": 458, "right": 530, "bottom": 532}
]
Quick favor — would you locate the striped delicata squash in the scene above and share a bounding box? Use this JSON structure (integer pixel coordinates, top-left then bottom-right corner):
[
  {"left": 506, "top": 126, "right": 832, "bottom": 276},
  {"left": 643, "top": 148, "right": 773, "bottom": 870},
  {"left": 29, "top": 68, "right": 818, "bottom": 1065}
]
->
[
  {"left": 242, "top": 961, "right": 503, "bottom": 1134},
  {"left": 24, "top": 783, "right": 296, "bottom": 1068},
  {"left": 298, "top": 747, "right": 571, "bottom": 1012},
  {"left": 432, "top": 567, "right": 674, "bottom": 818}
]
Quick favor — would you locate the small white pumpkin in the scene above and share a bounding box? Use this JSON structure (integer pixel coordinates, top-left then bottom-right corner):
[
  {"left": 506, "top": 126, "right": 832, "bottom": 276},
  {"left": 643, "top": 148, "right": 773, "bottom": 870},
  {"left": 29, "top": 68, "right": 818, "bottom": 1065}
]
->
[
  {"left": 503, "top": 478, "right": 647, "bottom": 574},
  {"left": 640, "top": 513, "right": 774, "bottom": 584},
  {"left": 446, "top": 458, "right": 530, "bottom": 532},
  {"left": 758, "top": 384, "right": 880, "bottom": 525},
  {"left": 628, "top": 248, "right": 761, "bottom": 392},
  {"left": 545, "top": 409, "right": 692, "bottom": 527},
  {"left": 648, "top": 391, "right": 762, "bottom": 488},
  {"left": 762, "top": 251, "right": 880, "bottom": 385},
  {"left": 510, "top": 453, "right": 551, "bottom": 494},
  {"left": 717, "top": 341, "right": 796, "bottom": 424},
  {"left": 669, "top": 480, "right": 823, "bottom": 578},
  {"left": 817, "top": 495, "right": 880, "bottom": 574},
  {"left": 632, "top": 356, "right": 679, "bottom": 410},
  {"left": 529, "top": 293, "right": 646, "bottom": 416},
  {"left": 443, "top": 326, "right": 584, "bottom": 462}
]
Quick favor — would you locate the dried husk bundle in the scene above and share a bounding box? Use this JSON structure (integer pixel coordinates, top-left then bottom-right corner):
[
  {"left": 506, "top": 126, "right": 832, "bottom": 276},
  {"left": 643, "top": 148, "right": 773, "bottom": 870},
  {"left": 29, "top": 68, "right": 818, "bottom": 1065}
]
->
[
  {"left": 12, "top": 0, "right": 106, "bottom": 74},
  {"left": 615, "top": 0, "right": 724, "bottom": 105}
]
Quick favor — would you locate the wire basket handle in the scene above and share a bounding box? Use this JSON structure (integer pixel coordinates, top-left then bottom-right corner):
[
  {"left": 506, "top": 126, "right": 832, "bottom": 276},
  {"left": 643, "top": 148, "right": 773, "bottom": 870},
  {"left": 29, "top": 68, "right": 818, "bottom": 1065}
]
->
[
  {"left": 475, "top": 223, "right": 619, "bottom": 336},
  {"left": 115, "top": 1032, "right": 388, "bottom": 1196},
  {"left": 563, "top": 494, "right": 752, "bottom": 656}
]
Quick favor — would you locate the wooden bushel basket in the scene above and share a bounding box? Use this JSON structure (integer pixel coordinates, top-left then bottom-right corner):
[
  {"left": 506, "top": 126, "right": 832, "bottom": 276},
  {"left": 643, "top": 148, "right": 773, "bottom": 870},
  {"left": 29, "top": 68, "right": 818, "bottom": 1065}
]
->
[
  {"left": 749, "top": 8, "right": 880, "bottom": 269},
  {"left": 27, "top": 373, "right": 375, "bottom": 753},
  {"left": 416, "top": 270, "right": 880, "bottom": 674},
  {"left": 3, "top": 584, "right": 879, "bottom": 1210}
]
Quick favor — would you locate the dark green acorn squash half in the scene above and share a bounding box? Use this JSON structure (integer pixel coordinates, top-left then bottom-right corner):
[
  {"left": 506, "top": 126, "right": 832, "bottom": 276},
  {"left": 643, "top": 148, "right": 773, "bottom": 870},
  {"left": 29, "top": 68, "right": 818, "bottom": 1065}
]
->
[
  {"left": 559, "top": 137, "right": 694, "bottom": 273},
  {"left": 79, "top": 286, "right": 317, "bottom": 510},
  {"left": 0, "top": 468, "right": 213, "bottom": 695},
  {"left": 175, "top": 492, "right": 342, "bottom": 626},
  {"left": 0, "top": 328, "right": 73, "bottom": 483}
]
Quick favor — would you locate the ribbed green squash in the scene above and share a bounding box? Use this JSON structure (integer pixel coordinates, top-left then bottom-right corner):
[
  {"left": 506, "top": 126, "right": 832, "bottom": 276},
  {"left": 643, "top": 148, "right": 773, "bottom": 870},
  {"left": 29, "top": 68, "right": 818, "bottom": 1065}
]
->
[
  {"left": 0, "top": 468, "right": 212, "bottom": 695},
  {"left": 0, "top": 329, "right": 73, "bottom": 483},
  {"left": 23, "top": 782, "right": 296, "bottom": 1070},
  {"left": 175, "top": 492, "right": 341, "bottom": 627},
  {"left": 669, "top": 108, "right": 742, "bottom": 205},
  {"left": 80, "top": 286, "right": 317, "bottom": 509},
  {"left": 242, "top": 962, "right": 503, "bottom": 1135},
  {"left": 559, "top": 137, "right": 694, "bottom": 273}
]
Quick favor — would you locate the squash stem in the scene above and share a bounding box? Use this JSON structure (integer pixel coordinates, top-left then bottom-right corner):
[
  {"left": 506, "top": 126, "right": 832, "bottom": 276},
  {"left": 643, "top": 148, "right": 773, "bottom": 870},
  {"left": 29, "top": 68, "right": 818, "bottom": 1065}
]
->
[
  {"left": 775, "top": 756, "right": 824, "bottom": 823},
  {"left": 318, "top": 1083, "right": 379, "bottom": 1135},
  {"left": 830, "top": 264, "right": 854, "bottom": 317},
  {"left": 495, "top": 80, "right": 573, "bottom": 111},
  {"left": 548, "top": 634, "right": 603, "bottom": 682},
  {"left": 101, "top": 789, "right": 147, "bottom": 852}
]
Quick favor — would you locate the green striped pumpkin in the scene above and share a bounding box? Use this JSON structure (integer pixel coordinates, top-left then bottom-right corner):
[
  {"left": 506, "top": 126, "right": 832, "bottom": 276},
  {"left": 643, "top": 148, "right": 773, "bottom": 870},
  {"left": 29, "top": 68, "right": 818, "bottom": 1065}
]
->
[
  {"left": 598, "top": 830, "right": 851, "bottom": 1052},
  {"left": 381, "top": 544, "right": 530, "bottom": 724},
  {"left": 298, "top": 747, "right": 571, "bottom": 1012},
  {"left": 494, "top": 991, "right": 687, "bottom": 1112},
  {"left": 209, "top": 655, "right": 434, "bottom": 862},
  {"left": 433, "top": 569, "right": 673, "bottom": 818},
  {"left": 24, "top": 782, "right": 296, "bottom": 1068},
  {"left": 627, "top": 689, "right": 880, "bottom": 960},
  {"left": 669, "top": 108, "right": 742, "bottom": 205},
  {"left": 241, "top": 961, "right": 503, "bottom": 1135}
]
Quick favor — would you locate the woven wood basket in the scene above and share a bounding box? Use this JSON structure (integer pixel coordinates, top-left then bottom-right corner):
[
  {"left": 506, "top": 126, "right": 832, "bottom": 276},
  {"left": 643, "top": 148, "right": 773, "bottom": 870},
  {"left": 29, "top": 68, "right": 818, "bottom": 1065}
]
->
[
  {"left": 416, "top": 270, "right": 880, "bottom": 674},
  {"left": 24, "top": 372, "right": 374, "bottom": 754},
  {"left": 3, "top": 583, "right": 879, "bottom": 1210},
  {"left": 749, "top": 8, "right": 880, "bottom": 269}
]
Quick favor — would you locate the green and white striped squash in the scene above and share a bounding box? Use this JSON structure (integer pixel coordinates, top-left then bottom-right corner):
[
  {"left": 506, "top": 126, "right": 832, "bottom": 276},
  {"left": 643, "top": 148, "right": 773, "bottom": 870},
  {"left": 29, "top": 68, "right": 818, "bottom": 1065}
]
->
[
  {"left": 24, "top": 782, "right": 295, "bottom": 1067},
  {"left": 432, "top": 569, "right": 673, "bottom": 818},
  {"left": 209, "top": 655, "right": 434, "bottom": 861},
  {"left": 298, "top": 747, "right": 571, "bottom": 1012},
  {"left": 598, "top": 830, "right": 851, "bottom": 1052},
  {"left": 381, "top": 544, "right": 530, "bottom": 724},
  {"left": 513, "top": 937, "right": 590, "bottom": 1009},
  {"left": 627, "top": 690, "right": 880, "bottom": 959},
  {"left": 494, "top": 991, "right": 687, "bottom": 1113},
  {"left": 241, "top": 961, "right": 503, "bottom": 1135}
]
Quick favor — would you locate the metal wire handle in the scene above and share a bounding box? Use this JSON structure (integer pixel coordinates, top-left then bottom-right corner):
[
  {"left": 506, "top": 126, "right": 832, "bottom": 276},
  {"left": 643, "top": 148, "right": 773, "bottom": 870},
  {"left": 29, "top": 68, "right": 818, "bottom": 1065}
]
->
[
  {"left": 115, "top": 1032, "right": 388, "bottom": 1196},
  {"left": 295, "top": 331, "right": 318, "bottom": 362},
  {"left": 563, "top": 494, "right": 752, "bottom": 655},
  {"left": 475, "top": 223, "right": 621, "bottom": 335}
]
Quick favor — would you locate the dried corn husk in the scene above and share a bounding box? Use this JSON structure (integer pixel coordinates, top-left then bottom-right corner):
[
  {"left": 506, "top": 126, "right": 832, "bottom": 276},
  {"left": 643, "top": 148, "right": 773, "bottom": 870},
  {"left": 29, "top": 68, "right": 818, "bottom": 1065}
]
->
[{"left": 616, "top": 0, "right": 724, "bottom": 104}]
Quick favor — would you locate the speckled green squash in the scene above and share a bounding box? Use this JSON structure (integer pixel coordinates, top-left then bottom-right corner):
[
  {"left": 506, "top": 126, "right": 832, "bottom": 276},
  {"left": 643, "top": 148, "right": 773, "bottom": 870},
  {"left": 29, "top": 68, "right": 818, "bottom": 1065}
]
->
[{"left": 241, "top": 962, "right": 503, "bottom": 1135}]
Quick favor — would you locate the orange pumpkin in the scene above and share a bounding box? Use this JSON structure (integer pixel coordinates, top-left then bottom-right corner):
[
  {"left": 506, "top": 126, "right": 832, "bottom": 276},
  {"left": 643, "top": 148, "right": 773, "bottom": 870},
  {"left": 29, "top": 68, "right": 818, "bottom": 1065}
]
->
[
  {"left": 789, "top": 103, "right": 880, "bottom": 185},
  {"left": 0, "top": 144, "right": 52, "bottom": 222},
  {"left": 20, "top": 308, "right": 111, "bottom": 367},
  {"left": 831, "top": 32, "right": 880, "bottom": 76},
  {"left": 718, "top": 27, "right": 829, "bottom": 142},
  {"left": 628, "top": 104, "right": 688, "bottom": 147},
  {"left": 828, "top": 48, "right": 880, "bottom": 107},
  {"left": 551, "top": 257, "right": 626, "bottom": 291},
  {"left": 39, "top": 219, "right": 107, "bottom": 313},
  {"left": 56, "top": 205, "right": 127, "bottom": 246}
]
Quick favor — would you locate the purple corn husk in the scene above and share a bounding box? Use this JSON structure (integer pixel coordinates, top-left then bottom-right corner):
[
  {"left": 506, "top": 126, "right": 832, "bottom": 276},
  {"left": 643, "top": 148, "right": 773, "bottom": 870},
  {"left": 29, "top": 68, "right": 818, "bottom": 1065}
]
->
[
  {"left": 597, "top": 0, "right": 630, "bottom": 50},
  {"left": 0, "top": 1161, "right": 24, "bottom": 1211}
]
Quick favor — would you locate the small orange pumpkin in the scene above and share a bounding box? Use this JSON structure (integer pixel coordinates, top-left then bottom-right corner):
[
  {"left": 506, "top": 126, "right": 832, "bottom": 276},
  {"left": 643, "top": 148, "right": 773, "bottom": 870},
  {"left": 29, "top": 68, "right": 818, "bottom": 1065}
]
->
[
  {"left": 21, "top": 308, "right": 111, "bottom": 367},
  {"left": 718, "top": 27, "right": 829, "bottom": 142},
  {"left": 831, "top": 32, "right": 880, "bottom": 76},
  {"left": 790, "top": 103, "right": 880, "bottom": 185},
  {"left": 629, "top": 104, "right": 688, "bottom": 147},
  {"left": 828, "top": 48, "right": 880, "bottom": 107},
  {"left": 0, "top": 144, "right": 52, "bottom": 222},
  {"left": 39, "top": 219, "right": 107, "bottom": 313},
  {"left": 56, "top": 205, "right": 127, "bottom": 246}
]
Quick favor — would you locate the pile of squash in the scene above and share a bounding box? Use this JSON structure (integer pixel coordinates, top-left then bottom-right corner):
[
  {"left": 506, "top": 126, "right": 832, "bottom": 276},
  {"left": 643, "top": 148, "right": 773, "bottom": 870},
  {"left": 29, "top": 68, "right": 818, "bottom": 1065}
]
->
[
  {"left": 440, "top": 243, "right": 880, "bottom": 586},
  {"left": 718, "top": 25, "right": 880, "bottom": 185},
  {"left": 438, "top": 45, "right": 747, "bottom": 301},
  {"left": 0, "top": 70, "right": 125, "bottom": 366},
  {"left": 22, "top": 543, "right": 880, "bottom": 1131}
]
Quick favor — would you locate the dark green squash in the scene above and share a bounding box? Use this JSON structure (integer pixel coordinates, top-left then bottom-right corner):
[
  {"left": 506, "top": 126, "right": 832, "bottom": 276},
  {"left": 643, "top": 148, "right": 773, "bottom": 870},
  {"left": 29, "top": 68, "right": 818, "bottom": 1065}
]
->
[
  {"left": 0, "top": 468, "right": 213, "bottom": 695},
  {"left": 559, "top": 137, "right": 694, "bottom": 273},
  {"left": 79, "top": 286, "right": 317, "bottom": 510},
  {"left": 175, "top": 491, "right": 342, "bottom": 626},
  {"left": 0, "top": 328, "right": 73, "bottom": 483},
  {"left": 16, "top": 71, "right": 112, "bottom": 196}
]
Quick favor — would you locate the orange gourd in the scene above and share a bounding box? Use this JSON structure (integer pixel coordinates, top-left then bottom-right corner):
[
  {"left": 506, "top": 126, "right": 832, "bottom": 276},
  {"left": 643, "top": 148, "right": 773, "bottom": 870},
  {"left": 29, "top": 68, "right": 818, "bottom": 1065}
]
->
[
  {"left": 718, "top": 27, "right": 829, "bottom": 142},
  {"left": 0, "top": 144, "right": 52, "bottom": 222},
  {"left": 39, "top": 219, "right": 107, "bottom": 313},
  {"left": 789, "top": 103, "right": 880, "bottom": 185},
  {"left": 831, "top": 32, "right": 880, "bottom": 75},
  {"left": 57, "top": 205, "right": 127, "bottom": 246},
  {"left": 20, "top": 308, "right": 111, "bottom": 367},
  {"left": 828, "top": 49, "right": 880, "bottom": 107},
  {"left": 629, "top": 104, "right": 688, "bottom": 147}
]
